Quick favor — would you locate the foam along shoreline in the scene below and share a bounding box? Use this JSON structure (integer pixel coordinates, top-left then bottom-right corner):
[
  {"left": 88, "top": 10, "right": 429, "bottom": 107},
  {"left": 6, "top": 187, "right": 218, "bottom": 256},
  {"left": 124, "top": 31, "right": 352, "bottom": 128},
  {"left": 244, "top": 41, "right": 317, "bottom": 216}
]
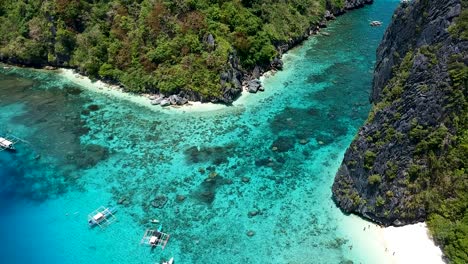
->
[
  {"left": 58, "top": 68, "right": 230, "bottom": 113},
  {"left": 381, "top": 222, "right": 444, "bottom": 264}
]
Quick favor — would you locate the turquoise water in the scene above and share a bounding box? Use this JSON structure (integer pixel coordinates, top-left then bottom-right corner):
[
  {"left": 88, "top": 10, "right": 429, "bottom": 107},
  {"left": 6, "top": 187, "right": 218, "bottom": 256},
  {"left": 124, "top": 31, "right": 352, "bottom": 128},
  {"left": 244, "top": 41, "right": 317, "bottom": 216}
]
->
[{"left": 0, "top": 1, "right": 400, "bottom": 263}]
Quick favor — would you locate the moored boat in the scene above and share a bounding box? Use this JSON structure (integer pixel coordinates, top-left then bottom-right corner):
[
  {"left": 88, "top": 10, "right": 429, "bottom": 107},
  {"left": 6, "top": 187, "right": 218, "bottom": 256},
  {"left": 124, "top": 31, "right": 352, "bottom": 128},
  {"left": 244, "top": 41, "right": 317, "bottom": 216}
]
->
[
  {"left": 141, "top": 225, "right": 170, "bottom": 250},
  {"left": 0, "top": 137, "right": 15, "bottom": 151},
  {"left": 88, "top": 206, "right": 117, "bottom": 228}
]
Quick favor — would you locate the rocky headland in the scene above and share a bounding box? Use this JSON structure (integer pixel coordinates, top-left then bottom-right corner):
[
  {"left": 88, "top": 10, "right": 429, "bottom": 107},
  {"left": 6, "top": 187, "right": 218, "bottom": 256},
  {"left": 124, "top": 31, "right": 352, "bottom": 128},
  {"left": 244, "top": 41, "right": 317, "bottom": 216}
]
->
[{"left": 333, "top": 0, "right": 467, "bottom": 261}]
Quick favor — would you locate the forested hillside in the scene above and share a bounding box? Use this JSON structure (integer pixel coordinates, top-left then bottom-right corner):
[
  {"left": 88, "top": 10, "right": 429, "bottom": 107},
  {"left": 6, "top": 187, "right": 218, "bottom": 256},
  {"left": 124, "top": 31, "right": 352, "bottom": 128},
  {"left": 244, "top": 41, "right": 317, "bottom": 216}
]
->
[{"left": 0, "top": 0, "right": 356, "bottom": 102}]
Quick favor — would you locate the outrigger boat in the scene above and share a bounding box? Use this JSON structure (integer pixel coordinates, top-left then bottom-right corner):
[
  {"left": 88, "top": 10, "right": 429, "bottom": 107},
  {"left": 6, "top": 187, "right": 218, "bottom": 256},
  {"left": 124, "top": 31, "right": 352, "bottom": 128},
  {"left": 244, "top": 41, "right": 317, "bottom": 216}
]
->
[
  {"left": 0, "top": 137, "right": 16, "bottom": 151},
  {"left": 87, "top": 206, "right": 117, "bottom": 228},
  {"left": 141, "top": 224, "right": 170, "bottom": 249}
]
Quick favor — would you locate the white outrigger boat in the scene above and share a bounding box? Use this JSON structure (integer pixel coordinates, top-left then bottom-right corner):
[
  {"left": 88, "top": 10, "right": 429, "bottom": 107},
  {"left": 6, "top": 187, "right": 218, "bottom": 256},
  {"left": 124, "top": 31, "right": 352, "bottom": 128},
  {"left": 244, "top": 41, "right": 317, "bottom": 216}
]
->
[
  {"left": 0, "top": 137, "right": 16, "bottom": 151},
  {"left": 141, "top": 224, "right": 170, "bottom": 250},
  {"left": 87, "top": 206, "right": 117, "bottom": 228}
]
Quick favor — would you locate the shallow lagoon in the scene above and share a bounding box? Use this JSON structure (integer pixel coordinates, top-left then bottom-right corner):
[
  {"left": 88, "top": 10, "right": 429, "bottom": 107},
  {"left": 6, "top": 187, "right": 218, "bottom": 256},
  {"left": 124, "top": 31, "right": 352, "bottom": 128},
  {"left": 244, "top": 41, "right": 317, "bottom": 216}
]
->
[{"left": 0, "top": 1, "right": 401, "bottom": 263}]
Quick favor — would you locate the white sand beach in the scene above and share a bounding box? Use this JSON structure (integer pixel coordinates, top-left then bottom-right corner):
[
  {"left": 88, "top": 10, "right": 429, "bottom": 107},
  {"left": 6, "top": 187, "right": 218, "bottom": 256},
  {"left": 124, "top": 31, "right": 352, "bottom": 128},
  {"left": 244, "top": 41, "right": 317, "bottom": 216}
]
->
[
  {"left": 381, "top": 222, "right": 444, "bottom": 264},
  {"left": 340, "top": 215, "right": 444, "bottom": 264},
  {"left": 58, "top": 68, "right": 230, "bottom": 114}
]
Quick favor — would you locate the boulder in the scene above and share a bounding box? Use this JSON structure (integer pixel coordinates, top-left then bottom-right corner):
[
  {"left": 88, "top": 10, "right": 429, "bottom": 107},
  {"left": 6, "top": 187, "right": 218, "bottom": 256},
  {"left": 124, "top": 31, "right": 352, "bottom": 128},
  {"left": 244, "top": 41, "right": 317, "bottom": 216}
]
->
[
  {"left": 150, "top": 97, "right": 164, "bottom": 105},
  {"left": 271, "top": 57, "right": 283, "bottom": 70},
  {"left": 168, "top": 95, "right": 178, "bottom": 105},
  {"left": 324, "top": 10, "right": 336, "bottom": 20},
  {"left": 252, "top": 66, "right": 261, "bottom": 79},
  {"left": 206, "top": 33, "right": 215, "bottom": 47},
  {"left": 247, "top": 79, "right": 262, "bottom": 93},
  {"left": 160, "top": 99, "right": 170, "bottom": 107},
  {"left": 44, "top": 65, "right": 56, "bottom": 70},
  {"left": 175, "top": 95, "right": 188, "bottom": 105}
]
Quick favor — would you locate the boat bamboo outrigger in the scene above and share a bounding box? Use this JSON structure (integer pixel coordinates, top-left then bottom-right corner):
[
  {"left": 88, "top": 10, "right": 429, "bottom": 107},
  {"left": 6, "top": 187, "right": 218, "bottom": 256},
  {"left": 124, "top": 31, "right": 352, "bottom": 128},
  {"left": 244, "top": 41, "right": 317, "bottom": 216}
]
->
[
  {"left": 141, "top": 225, "right": 170, "bottom": 249},
  {"left": 87, "top": 206, "right": 117, "bottom": 228}
]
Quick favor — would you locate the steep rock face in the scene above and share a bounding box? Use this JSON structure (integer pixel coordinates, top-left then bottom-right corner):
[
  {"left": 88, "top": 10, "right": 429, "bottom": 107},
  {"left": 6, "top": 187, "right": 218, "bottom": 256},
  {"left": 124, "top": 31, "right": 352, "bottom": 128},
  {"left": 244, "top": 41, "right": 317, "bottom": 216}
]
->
[
  {"left": 345, "top": 0, "right": 374, "bottom": 10},
  {"left": 332, "top": 0, "right": 466, "bottom": 226},
  {"left": 372, "top": 0, "right": 463, "bottom": 102}
]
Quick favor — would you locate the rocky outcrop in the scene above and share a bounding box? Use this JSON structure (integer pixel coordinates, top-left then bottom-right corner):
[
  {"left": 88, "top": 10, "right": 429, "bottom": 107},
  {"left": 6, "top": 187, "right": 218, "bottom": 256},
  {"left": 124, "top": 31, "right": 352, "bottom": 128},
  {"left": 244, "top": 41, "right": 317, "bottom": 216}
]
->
[
  {"left": 209, "top": 0, "right": 375, "bottom": 104},
  {"left": 219, "top": 53, "right": 243, "bottom": 103},
  {"left": 332, "top": 0, "right": 466, "bottom": 226}
]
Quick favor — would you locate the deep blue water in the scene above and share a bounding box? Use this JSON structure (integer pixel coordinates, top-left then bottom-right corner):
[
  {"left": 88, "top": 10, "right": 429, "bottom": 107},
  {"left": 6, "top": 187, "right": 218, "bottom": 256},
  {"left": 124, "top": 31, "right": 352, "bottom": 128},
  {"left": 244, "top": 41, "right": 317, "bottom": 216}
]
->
[{"left": 0, "top": 1, "right": 401, "bottom": 263}]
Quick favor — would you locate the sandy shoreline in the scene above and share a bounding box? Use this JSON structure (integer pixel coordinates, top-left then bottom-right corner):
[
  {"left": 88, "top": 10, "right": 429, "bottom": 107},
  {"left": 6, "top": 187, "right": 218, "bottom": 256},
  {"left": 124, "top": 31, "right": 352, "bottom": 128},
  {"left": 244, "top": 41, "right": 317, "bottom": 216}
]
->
[
  {"left": 58, "top": 68, "right": 246, "bottom": 114},
  {"left": 381, "top": 222, "right": 444, "bottom": 264},
  {"left": 340, "top": 214, "right": 444, "bottom": 264}
]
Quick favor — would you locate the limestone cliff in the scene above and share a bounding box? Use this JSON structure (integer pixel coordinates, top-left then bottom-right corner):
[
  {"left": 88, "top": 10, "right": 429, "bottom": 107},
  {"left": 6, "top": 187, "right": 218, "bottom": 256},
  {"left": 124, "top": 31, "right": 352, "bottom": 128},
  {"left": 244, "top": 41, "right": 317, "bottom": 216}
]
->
[{"left": 333, "top": 0, "right": 467, "bottom": 228}]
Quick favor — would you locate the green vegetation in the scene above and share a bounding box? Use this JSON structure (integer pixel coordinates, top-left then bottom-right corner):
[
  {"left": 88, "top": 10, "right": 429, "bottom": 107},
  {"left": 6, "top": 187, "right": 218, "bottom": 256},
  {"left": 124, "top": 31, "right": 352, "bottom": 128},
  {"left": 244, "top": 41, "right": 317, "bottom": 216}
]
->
[
  {"left": 0, "top": 0, "right": 342, "bottom": 100},
  {"left": 364, "top": 150, "right": 377, "bottom": 170},
  {"left": 385, "top": 161, "right": 398, "bottom": 180},
  {"left": 448, "top": 5, "right": 468, "bottom": 40},
  {"left": 368, "top": 174, "right": 382, "bottom": 185},
  {"left": 425, "top": 55, "right": 468, "bottom": 264},
  {"left": 376, "top": 195, "right": 385, "bottom": 207},
  {"left": 419, "top": 45, "right": 438, "bottom": 66}
]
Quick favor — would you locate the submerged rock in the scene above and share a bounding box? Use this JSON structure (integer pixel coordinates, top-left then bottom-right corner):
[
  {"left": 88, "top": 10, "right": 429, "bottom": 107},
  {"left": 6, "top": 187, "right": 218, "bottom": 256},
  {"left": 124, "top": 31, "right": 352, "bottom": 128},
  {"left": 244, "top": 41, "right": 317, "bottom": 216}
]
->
[
  {"left": 271, "top": 136, "right": 296, "bottom": 152},
  {"left": 151, "top": 195, "right": 168, "bottom": 208},
  {"left": 87, "top": 104, "right": 100, "bottom": 111},
  {"left": 248, "top": 210, "right": 260, "bottom": 218},
  {"left": 117, "top": 196, "right": 127, "bottom": 204},
  {"left": 176, "top": 195, "right": 186, "bottom": 202}
]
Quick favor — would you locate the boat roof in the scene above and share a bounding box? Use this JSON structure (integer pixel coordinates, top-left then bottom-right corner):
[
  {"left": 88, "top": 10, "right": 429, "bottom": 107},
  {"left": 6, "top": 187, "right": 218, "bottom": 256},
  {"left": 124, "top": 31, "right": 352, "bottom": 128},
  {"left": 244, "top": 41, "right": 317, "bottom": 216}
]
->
[
  {"left": 93, "top": 212, "right": 104, "bottom": 220},
  {"left": 0, "top": 137, "right": 13, "bottom": 146}
]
